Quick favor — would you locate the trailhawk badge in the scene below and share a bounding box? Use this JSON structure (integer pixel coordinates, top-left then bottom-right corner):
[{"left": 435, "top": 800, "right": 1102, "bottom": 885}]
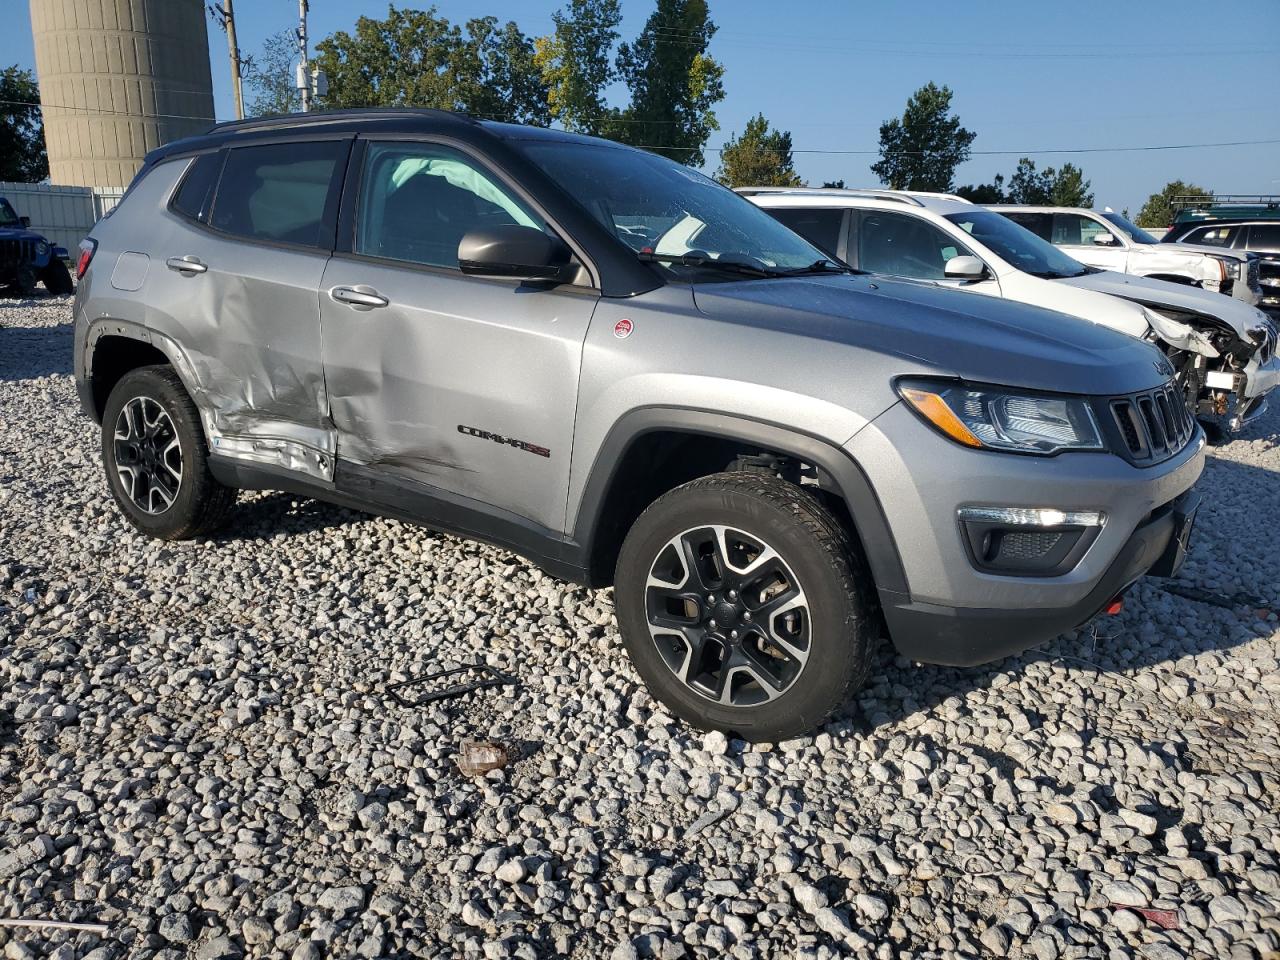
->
[{"left": 613, "top": 318, "right": 634, "bottom": 339}]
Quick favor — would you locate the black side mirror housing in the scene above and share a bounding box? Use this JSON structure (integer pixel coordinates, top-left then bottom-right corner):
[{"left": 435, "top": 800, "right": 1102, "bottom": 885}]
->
[
  {"left": 458, "top": 225, "right": 573, "bottom": 281},
  {"left": 19, "top": 216, "right": 31, "bottom": 228}
]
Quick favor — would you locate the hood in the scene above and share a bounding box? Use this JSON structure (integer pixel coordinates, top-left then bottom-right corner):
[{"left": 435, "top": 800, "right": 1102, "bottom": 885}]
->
[
  {"left": 0, "top": 227, "right": 47, "bottom": 243},
  {"left": 1148, "top": 240, "right": 1249, "bottom": 263},
  {"left": 691, "top": 274, "right": 1173, "bottom": 396},
  {"left": 1058, "top": 269, "right": 1269, "bottom": 340}
]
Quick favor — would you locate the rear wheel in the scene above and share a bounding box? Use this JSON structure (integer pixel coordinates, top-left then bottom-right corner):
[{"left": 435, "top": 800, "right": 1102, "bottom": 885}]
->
[
  {"left": 614, "top": 472, "right": 877, "bottom": 741},
  {"left": 101, "top": 366, "right": 236, "bottom": 539}
]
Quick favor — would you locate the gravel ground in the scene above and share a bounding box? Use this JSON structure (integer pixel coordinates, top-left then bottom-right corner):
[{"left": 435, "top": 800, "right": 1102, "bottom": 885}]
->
[{"left": 2, "top": 297, "right": 1278, "bottom": 960}]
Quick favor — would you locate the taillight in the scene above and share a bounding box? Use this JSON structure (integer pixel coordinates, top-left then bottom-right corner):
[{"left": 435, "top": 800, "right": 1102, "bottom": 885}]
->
[{"left": 76, "top": 238, "right": 97, "bottom": 280}]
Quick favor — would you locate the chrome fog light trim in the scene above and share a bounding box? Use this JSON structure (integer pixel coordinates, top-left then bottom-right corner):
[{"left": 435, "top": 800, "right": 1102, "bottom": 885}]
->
[{"left": 957, "top": 506, "right": 1104, "bottom": 528}]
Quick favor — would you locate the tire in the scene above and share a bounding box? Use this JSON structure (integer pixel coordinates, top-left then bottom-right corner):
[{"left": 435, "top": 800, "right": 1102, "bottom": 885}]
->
[
  {"left": 101, "top": 365, "right": 237, "bottom": 539},
  {"left": 41, "top": 259, "right": 73, "bottom": 295},
  {"left": 614, "top": 472, "right": 878, "bottom": 741}
]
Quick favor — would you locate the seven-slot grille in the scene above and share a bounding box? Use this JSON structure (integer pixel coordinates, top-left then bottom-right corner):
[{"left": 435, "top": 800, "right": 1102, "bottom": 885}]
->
[
  {"left": 1109, "top": 380, "right": 1195, "bottom": 464},
  {"left": 0, "top": 237, "right": 37, "bottom": 266}
]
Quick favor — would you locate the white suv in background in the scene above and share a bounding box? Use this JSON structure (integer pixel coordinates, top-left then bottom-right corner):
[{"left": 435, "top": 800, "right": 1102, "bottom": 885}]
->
[
  {"left": 742, "top": 187, "right": 1279, "bottom": 433},
  {"left": 992, "top": 205, "right": 1263, "bottom": 306}
]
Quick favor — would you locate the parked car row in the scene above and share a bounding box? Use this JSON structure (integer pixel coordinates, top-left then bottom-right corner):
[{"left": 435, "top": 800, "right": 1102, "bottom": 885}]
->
[
  {"left": 75, "top": 110, "right": 1209, "bottom": 737},
  {"left": 744, "top": 188, "right": 1278, "bottom": 436}
]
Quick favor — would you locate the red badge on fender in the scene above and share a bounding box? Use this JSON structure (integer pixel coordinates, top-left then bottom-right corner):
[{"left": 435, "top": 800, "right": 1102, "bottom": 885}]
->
[{"left": 613, "top": 318, "right": 634, "bottom": 339}]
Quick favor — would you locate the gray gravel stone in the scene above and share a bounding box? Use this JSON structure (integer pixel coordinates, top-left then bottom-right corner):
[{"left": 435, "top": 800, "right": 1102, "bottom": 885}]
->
[{"left": 1, "top": 297, "right": 1277, "bottom": 960}]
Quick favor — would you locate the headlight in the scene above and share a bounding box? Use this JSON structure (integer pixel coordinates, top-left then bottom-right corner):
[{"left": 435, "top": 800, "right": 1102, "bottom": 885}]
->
[
  {"left": 36, "top": 241, "right": 48, "bottom": 255},
  {"left": 898, "top": 379, "right": 1105, "bottom": 455},
  {"left": 1210, "top": 256, "right": 1238, "bottom": 281}
]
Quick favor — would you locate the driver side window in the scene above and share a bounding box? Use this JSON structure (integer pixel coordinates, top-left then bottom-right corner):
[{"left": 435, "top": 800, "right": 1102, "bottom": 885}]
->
[
  {"left": 857, "top": 211, "right": 973, "bottom": 280},
  {"left": 355, "top": 141, "right": 545, "bottom": 269}
]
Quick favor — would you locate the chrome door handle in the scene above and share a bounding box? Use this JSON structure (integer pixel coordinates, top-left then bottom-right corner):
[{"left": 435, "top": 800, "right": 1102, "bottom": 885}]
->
[
  {"left": 166, "top": 256, "right": 207, "bottom": 274},
  {"left": 329, "top": 285, "right": 389, "bottom": 309}
]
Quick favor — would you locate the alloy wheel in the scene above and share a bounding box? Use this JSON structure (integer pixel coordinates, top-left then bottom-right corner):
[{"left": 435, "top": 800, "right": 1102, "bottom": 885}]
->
[
  {"left": 644, "top": 524, "right": 810, "bottom": 707},
  {"left": 113, "top": 396, "right": 183, "bottom": 514}
]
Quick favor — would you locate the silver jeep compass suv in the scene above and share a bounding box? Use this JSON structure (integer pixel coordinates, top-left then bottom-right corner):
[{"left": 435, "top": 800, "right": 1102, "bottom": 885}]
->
[{"left": 74, "top": 109, "right": 1204, "bottom": 740}]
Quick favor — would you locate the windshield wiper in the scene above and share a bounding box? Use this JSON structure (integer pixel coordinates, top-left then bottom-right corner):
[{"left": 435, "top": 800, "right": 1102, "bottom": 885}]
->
[
  {"left": 780, "top": 259, "right": 855, "bottom": 276},
  {"left": 636, "top": 251, "right": 781, "bottom": 278}
]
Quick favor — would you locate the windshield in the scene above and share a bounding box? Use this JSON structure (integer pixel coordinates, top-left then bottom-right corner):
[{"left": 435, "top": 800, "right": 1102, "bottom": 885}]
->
[
  {"left": 1101, "top": 211, "right": 1159, "bottom": 245},
  {"left": 517, "top": 140, "right": 833, "bottom": 280},
  {"left": 0, "top": 199, "right": 20, "bottom": 228},
  {"left": 945, "top": 210, "right": 1090, "bottom": 279}
]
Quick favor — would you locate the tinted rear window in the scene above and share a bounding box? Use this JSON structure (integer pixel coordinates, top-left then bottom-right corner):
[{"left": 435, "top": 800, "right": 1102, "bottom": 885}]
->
[
  {"left": 766, "top": 208, "right": 844, "bottom": 257},
  {"left": 170, "top": 153, "right": 222, "bottom": 221},
  {"left": 1249, "top": 224, "right": 1280, "bottom": 250},
  {"left": 209, "top": 140, "right": 346, "bottom": 248}
]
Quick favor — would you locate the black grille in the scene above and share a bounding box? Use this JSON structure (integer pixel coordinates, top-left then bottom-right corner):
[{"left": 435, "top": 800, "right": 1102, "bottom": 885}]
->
[
  {"left": 997, "top": 531, "right": 1063, "bottom": 562},
  {"left": 0, "top": 237, "right": 36, "bottom": 265},
  {"left": 1107, "top": 380, "right": 1196, "bottom": 465}
]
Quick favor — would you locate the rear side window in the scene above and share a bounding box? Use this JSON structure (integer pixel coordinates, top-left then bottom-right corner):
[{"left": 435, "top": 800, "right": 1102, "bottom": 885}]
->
[
  {"left": 209, "top": 140, "right": 346, "bottom": 248},
  {"left": 767, "top": 208, "right": 844, "bottom": 258},
  {"left": 1187, "top": 225, "right": 1238, "bottom": 248},
  {"left": 1248, "top": 224, "right": 1280, "bottom": 250},
  {"left": 170, "top": 153, "right": 222, "bottom": 222},
  {"left": 1002, "top": 212, "right": 1051, "bottom": 241}
]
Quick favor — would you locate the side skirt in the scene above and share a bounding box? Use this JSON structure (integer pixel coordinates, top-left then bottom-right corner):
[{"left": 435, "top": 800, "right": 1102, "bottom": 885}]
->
[{"left": 208, "top": 455, "right": 590, "bottom": 585}]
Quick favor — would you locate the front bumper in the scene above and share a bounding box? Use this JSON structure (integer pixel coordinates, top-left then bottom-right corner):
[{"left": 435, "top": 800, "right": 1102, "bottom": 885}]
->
[
  {"left": 881, "top": 490, "right": 1200, "bottom": 666},
  {"left": 847, "top": 401, "right": 1205, "bottom": 665}
]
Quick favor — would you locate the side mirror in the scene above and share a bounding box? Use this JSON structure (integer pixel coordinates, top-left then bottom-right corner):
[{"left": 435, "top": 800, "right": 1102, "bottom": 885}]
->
[
  {"left": 458, "top": 225, "right": 572, "bottom": 281},
  {"left": 1091, "top": 232, "right": 1117, "bottom": 246},
  {"left": 19, "top": 216, "right": 30, "bottom": 228},
  {"left": 943, "top": 255, "right": 987, "bottom": 281}
]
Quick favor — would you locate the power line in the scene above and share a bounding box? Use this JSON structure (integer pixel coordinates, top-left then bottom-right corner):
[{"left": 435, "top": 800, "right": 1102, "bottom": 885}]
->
[{"left": 4, "top": 98, "right": 1276, "bottom": 160}]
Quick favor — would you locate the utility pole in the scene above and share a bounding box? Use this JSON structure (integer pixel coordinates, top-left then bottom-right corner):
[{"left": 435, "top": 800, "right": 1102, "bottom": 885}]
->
[
  {"left": 223, "top": 0, "right": 244, "bottom": 119},
  {"left": 297, "top": 0, "right": 312, "bottom": 113}
]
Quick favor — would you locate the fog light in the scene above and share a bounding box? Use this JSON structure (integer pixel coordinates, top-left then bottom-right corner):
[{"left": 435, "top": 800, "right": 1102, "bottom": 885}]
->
[{"left": 957, "top": 506, "right": 1104, "bottom": 576}]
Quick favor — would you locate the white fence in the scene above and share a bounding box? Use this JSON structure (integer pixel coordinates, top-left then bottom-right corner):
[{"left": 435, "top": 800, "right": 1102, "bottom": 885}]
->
[{"left": 0, "top": 181, "right": 126, "bottom": 256}]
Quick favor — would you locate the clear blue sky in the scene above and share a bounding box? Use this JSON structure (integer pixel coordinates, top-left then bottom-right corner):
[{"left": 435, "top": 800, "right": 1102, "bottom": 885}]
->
[{"left": 4, "top": 0, "right": 1278, "bottom": 213}]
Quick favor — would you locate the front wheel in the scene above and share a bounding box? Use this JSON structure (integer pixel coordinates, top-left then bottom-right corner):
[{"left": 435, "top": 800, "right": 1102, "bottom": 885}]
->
[
  {"left": 41, "top": 259, "right": 73, "bottom": 295},
  {"left": 614, "top": 472, "right": 878, "bottom": 741},
  {"left": 101, "top": 365, "right": 237, "bottom": 539}
]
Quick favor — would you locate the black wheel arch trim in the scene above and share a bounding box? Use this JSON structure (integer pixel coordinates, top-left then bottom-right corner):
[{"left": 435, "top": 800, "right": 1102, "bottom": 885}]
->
[
  {"left": 80, "top": 318, "right": 205, "bottom": 423},
  {"left": 572, "top": 407, "right": 909, "bottom": 596}
]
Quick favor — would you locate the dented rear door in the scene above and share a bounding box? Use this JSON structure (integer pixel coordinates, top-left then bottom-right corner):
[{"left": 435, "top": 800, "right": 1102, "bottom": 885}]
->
[{"left": 156, "top": 137, "right": 351, "bottom": 479}]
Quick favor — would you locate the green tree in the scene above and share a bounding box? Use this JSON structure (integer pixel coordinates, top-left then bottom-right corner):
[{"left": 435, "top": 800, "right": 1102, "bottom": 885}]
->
[
  {"left": 955, "top": 175, "right": 1006, "bottom": 203},
  {"left": 534, "top": 0, "right": 621, "bottom": 135},
  {"left": 607, "top": 0, "right": 725, "bottom": 166},
  {"left": 871, "top": 82, "right": 975, "bottom": 192},
  {"left": 715, "top": 114, "right": 802, "bottom": 188},
  {"left": 1136, "top": 180, "right": 1212, "bottom": 228},
  {"left": 244, "top": 31, "right": 300, "bottom": 117},
  {"left": 1006, "top": 157, "right": 1053, "bottom": 204},
  {"left": 0, "top": 66, "right": 48, "bottom": 182},
  {"left": 314, "top": 5, "right": 547, "bottom": 124},
  {"left": 822, "top": 179, "right": 846, "bottom": 189},
  {"left": 1049, "top": 162, "right": 1093, "bottom": 207}
]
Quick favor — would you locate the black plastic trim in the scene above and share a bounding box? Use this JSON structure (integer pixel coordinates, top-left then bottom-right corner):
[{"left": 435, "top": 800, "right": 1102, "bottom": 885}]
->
[
  {"left": 572, "top": 407, "right": 909, "bottom": 596},
  {"left": 884, "top": 489, "right": 1200, "bottom": 666},
  {"left": 208, "top": 456, "right": 589, "bottom": 584}
]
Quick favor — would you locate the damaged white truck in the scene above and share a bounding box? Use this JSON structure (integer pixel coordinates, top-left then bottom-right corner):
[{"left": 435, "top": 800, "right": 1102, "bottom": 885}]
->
[
  {"left": 993, "top": 205, "right": 1263, "bottom": 306},
  {"left": 746, "top": 189, "right": 1280, "bottom": 434}
]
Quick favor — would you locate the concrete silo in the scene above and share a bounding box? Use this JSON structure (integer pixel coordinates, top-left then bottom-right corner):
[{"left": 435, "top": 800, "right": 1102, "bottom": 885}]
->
[{"left": 29, "top": 0, "right": 216, "bottom": 187}]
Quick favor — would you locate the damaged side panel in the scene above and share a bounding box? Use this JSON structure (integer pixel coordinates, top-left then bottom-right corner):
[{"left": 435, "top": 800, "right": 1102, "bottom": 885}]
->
[{"left": 83, "top": 156, "right": 338, "bottom": 482}]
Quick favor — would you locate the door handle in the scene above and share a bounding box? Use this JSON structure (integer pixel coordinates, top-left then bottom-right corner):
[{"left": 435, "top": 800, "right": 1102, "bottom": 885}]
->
[
  {"left": 166, "top": 256, "right": 207, "bottom": 275},
  {"left": 329, "top": 285, "right": 389, "bottom": 310}
]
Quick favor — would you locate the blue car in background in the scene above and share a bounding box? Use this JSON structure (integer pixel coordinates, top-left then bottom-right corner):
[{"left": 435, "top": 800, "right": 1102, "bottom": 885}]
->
[{"left": 0, "top": 196, "right": 73, "bottom": 296}]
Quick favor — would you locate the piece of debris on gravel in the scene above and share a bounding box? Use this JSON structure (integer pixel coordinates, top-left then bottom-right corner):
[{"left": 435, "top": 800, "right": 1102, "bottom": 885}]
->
[{"left": 2, "top": 297, "right": 1279, "bottom": 958}]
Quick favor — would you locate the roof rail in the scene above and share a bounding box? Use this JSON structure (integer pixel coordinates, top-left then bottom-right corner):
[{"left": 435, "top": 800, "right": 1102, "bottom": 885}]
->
[
  {"left": 1171, "top": 194, "right": 1280, "bottom": 210},
  {"left": 209, "top": 106, "right": 477, "bottom": 134},
  {"left": 735, "top": 186, "right": 927, "bottom": 206}
]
